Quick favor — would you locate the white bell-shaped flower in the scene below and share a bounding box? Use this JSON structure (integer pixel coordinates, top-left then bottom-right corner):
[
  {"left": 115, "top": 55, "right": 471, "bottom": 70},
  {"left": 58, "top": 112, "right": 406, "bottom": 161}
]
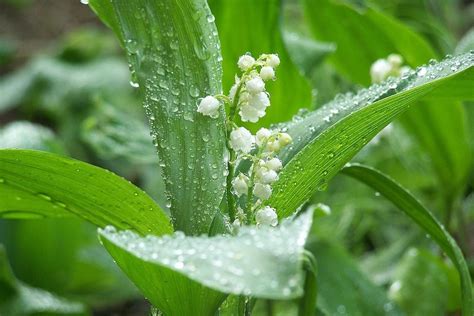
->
[
  {"left": 246, "top": 77, "right": 265, "bottom": 94},
  {"left": 370, "top": 59, "right": 392, "bottom": 83},
  {"left": 232, "top": 173, "right": 249, "bottom": 196},
  {"left": 253, "top": 183, "right": 272, "bottom": 200},
  {"left": 229, "top": 127, "right": 255, "bottom": 153},
  {"left": 248, "top": 92, "right": 270, "bottom": 111},
  {"left": 256, "top": 167, "right": 278, "bottom": 184},
  {"left": 197, "top": 96, "right": 221, "bottom": 118},
  {"left": 238, "top": 54, "right": 255, "bottom": 71},
  {"left": 266, "top": 54, "right": 280, "bottom": 68},
  {"left": 265, "top": 158, "right": 282, "bottom": 171},
  {"left": 256, "top": 128, "right": 272, "bottom": 146},
  {"left": 256, "top": 206, "right": 278, "bottom": 226},
  {"left": 387, "top": 54, "right": 403, "bottom": 67},
  {"left": 260, "top": 66, "right": 275, "bottom": 81},
  {"left": 239, "top": 104, "right": 264, "bottom": 123}
]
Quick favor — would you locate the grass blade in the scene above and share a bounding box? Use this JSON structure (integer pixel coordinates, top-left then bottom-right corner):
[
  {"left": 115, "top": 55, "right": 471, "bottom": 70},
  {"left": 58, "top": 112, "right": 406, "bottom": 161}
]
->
[{"left": 341, "top": 163, "right": 473, "bottom": 315}]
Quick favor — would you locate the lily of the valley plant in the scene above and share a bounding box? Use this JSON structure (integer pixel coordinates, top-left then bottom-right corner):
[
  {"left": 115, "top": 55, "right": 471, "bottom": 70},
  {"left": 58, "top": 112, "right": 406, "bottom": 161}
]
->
[{"left": 0, "top": 0, "right": 473, "bottom": 315}]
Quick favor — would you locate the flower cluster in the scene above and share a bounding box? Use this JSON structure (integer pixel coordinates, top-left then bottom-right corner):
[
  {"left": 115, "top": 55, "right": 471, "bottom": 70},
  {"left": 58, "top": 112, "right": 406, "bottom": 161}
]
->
[
  {"left": 230, "top": 127, "right": 291, "bottom": 222},
  {"left": 197, "top": 53, "right": 291, "bottom": 228},
  {"left": 370, "top": 54, "right": 410, "bottom": 83}
]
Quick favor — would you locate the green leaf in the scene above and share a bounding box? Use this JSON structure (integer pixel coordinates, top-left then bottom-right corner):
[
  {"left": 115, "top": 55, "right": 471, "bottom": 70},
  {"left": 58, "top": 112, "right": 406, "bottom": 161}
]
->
[
  {"left": 306, "top": 240, "right": 401, "bottom": 316},
  {"left": 0, "top": 245, "right": 87, "bottom": 315},
  {"left": 98, "top": 211, "right": 314, "bottom": 314},
  {"left": 0, "top": 121, "right": 65, "bottom": 154},
  {"left": 89, "top": 0, "right": 227, "bottom": 235},
  {"left": 270, "top": 53, "right": 473, "bottom": 218},
  {"left": 341, "top": 163, "right": 473, "bottom": 315},
  {"left": 283, "top": 32, "right": 336, "bottom": 79},
  {"left": 388, "top": 248, "right": 452, "bottom": 315},
  {"left": 0, "top": 57, "right": 130, "bottom": 113},
  {"left": 303, "top": 0, "right": 436, "bottom": 84},
  {"left": 209, "top": 0, "right": 312, "bottom": 127},
  {"left": 298, "top": 251, "right": 318, "bottom": 316},
  {"left": 456, "top": 28, "right": 474, "bottom": 55},
  {"left": 81, "top": 101, "right": 156, "bottom": 164},
  {"left": 0, "top": 149, "right": 172, "bottom": 236},
  {"left": 302, "top": 0, "right": 471, "bottom": 198}
]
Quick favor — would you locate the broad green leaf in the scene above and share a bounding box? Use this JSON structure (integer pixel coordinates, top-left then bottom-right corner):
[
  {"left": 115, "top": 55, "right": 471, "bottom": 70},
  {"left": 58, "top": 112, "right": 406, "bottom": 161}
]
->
[
  {"left": 306, "top": 240, "right": 401, "bottom": 316},
  {"left": 209, "top": 0, "right": 312, "bottom": 127},
  {"left": 89, "top": 0, "right": 227, "bottom": 235},
  {"left": 270, "top": 53, "right": 473, "bottom": 217},
  {"left": 0, "top": 121, "right": 65, "bottom": 154},
  {"left": 0, "top": 218, "right": 138, "bottom": 305},
  {"left": 302, "top": 0, "right": 471, "bottom": 198},
  {"left": 389, "top": 248, "right": 453, "bottom": 315},
  {"left": 0, "top": 246, "right": 87, "bottom": 315},
  {"left": 98, "top": 211, "right": 314, "bottom": 314},
  {"left": 0, "top": 149, "right": 172, "bottom": 236},
  {"left": 341, "top": 164, "right": 473, "bottom": 315}
]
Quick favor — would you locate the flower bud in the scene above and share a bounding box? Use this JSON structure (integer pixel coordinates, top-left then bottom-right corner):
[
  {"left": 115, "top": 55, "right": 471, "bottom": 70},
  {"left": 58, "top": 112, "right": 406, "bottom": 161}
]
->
[{"left": 278, "top": 133, "right": 292, "bottom": 147}]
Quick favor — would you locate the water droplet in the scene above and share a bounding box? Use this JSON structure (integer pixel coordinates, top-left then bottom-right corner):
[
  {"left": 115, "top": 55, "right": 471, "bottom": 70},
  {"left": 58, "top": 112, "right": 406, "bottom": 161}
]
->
[{"left": 37, "top": 193, "right": 52, "bottom": 201}]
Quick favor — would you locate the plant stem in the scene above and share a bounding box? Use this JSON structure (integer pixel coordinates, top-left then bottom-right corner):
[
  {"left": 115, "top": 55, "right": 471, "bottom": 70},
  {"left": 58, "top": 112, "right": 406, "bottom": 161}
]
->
[{"left": 265, "top": 300, "right": 274, "bottom": 316}]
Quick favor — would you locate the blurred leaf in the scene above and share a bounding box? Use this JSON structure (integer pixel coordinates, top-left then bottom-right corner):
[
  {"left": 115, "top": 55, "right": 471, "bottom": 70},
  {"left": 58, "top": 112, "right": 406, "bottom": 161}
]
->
[
  {"left": 270, "top": 53, "right": 473, "bottom": 218},
  {"left": 209, "top": 0, "right": 313, "bottom": 127},
  {"left": 303, "top": 0, "right": 471, "bottom": 198},
  {"left": 0, "top": 121, "right": 65, "bottom": 154},
  {"left": 0, "top": 245, "right": 87, "bottom": 315},
  {"left": 341, "top": 164, "right": 473, "bottom": 315},
  {"left": 90, "top": 0, "right": 227, "bottom": 235},
  {"left": 81, "top": 101, "right": 156, "bottom": 164},
  {"left": 0, "top": 219, "right": 138, "bottom": 307},
  {"left": 0, "top": 57, "right": 130, "bottom": 114},
  {"left": 456, "top": 28, "right": 474, "bottom": 55},
  {"left": 388, "top": 248, "right": 453, "bottom": 315},
  {"left": 0, "top": 38, "right": 16, "bottom": 66},
  {"left": 303, "top": 0, "right": 437, "bottom": 84},
  {"left": 98, "top": 211, "right": 314, "bottom": 314},
  {"left": 0, "top": 149, "right": 172, "bottom": 235},
  {"left": 58, "top": 28, "right": 119, "bottom": 62},
  {"left": 283, "top": 32, "right": 336, "bottom": 79},
  {"left": 306, "top": 240, "right": 401, "bottom": 315}
]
